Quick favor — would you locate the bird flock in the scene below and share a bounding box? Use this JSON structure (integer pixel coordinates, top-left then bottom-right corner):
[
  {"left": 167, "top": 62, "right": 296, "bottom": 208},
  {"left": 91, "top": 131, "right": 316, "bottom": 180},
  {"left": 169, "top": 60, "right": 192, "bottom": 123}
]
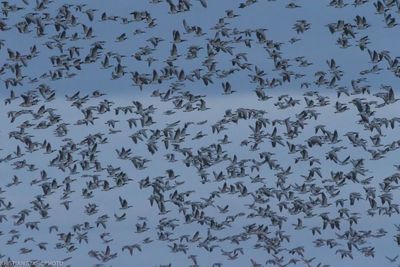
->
[{"left": 1, "top": 0, "right": 400, "bottom": 266}]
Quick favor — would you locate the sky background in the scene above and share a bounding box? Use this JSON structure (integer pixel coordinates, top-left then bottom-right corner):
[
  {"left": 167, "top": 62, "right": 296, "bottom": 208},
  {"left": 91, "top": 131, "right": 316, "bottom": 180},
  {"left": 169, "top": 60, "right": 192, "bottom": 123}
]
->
[{"left": 1, "top": 0, "right": 400, "bottom": 267}]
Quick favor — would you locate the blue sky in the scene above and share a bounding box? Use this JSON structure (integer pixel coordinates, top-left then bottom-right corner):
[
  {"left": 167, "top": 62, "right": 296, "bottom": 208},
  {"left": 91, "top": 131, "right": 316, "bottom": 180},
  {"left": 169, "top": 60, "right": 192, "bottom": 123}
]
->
[{"left": 1, "top": 0, "right": 400, "bottom": 267}]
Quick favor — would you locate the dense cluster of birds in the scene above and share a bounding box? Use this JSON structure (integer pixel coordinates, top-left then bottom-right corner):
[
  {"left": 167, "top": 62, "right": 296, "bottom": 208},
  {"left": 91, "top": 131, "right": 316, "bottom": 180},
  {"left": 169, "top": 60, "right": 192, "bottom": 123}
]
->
[{"left": 2, "top": 0, "right": 400, "bottom": 266}]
